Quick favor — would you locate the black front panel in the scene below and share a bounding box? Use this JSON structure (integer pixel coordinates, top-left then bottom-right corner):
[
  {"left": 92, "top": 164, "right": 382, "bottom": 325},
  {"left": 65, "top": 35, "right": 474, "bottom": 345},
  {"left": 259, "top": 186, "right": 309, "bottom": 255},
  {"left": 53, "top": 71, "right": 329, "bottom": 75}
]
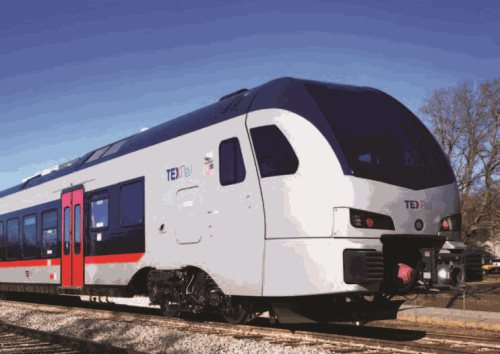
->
[
  {"left": 85, "top": 177, "right": 145, "bottom": 256},
  {"left": 305, "top": 83, "right": 455, "bottom": 190}
]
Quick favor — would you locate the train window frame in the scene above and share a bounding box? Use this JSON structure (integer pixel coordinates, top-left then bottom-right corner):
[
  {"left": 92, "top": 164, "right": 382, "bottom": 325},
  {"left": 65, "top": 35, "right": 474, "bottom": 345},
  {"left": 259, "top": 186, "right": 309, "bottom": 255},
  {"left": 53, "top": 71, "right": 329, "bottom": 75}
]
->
[
  {"left": 219, "top": 137, "right": 246, "bottom": 186},
  {"left": 6, "top": 218, "right": 20, "bottom": 260},
  {"left": 250, "top": 125, "right": 299, "bottom": 178},
  {"left": 22, "top": 214, "right": 38, "bottom": 259},
  {"left": 90, "top": 193, "right": 109, "bottom": 230},
  {"left": 41, "top": 209, "right": 58, "bottom": 257},
  {"left": 120, "top": 180, "right": 145, "bottom": 227}
]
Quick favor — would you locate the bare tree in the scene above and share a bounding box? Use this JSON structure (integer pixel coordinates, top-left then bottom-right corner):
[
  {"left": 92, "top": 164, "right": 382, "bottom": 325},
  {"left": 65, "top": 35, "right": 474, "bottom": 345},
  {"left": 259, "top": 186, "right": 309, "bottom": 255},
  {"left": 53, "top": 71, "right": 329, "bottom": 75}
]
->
[{"left": 420, "top": 79, "right": 499, "bottom": 246}]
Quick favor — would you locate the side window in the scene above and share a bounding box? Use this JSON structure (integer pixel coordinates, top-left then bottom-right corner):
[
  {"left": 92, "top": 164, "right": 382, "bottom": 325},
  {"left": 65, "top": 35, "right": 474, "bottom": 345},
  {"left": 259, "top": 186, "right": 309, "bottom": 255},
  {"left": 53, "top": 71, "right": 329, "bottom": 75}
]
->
[
  {"left": 219, "top": 137, "right": 246, "bottom": 186},
  {"left": 250, "top": 125, "right": 299, "bottom": 178},
  {"left": 91, "top": 194, "right": 109, "bottom": 229},
  {"left": 22, "top": 214, "right": 38, "bottom": 259},
  {"left": 0, "top": 221, "right": 4, "bottom": 260},
  {"left": 64, "top": 207, "right": 70, "bottom": 255},
  {"left": 6, "top": 218, "right": 20, "bottom": 260},
  {"left": 120, "top": 181, "right": 144, "bottom": 226},
  {"left": 42, "top": 210, "right": 58, "bottom": 257},
  {"left": 74, "top": 205, "right": 81, "bottom": 255}
]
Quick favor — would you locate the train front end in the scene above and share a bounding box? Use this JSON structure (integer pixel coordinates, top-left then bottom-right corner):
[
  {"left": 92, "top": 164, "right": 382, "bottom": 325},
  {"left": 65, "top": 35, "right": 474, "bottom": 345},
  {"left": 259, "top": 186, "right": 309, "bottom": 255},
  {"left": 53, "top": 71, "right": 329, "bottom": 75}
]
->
[
  {"left": 303, "top": 82, "right": 469, "bottom": 294},
  {"left": 248, "top": 78, "right": 480, "bottom": 322}
]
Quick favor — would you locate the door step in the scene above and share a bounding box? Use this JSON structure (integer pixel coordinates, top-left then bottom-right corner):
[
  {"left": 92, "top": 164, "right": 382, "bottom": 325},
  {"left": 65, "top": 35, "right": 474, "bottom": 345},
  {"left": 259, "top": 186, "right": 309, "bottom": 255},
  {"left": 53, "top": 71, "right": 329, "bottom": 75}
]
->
[{"left": 57, "top": 286, "right": 84, "bottom": 295}]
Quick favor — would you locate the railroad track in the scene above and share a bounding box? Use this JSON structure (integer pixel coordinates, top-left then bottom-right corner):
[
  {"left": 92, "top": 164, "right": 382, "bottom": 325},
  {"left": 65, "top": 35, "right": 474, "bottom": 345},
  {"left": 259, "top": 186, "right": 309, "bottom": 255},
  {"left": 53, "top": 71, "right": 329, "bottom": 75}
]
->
[
  {"left": 271, "top": 322, "right": 500, "bottom": 354},
  {"left": 1, "top": 298, "right": 499, "bottom": 354},
  {"left": 0, "top": 324, "right": 78, "bottom": 354},
  {"left": 0, "top": 322, "right": 128, "bottom": 354}
]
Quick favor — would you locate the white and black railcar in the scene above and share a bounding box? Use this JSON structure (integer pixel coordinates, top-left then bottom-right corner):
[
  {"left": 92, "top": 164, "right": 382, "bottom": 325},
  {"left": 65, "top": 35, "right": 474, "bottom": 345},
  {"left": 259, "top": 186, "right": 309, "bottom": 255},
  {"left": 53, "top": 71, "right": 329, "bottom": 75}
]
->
[{"left": 0, "top": 78, "right": 482, "bottom": 323}]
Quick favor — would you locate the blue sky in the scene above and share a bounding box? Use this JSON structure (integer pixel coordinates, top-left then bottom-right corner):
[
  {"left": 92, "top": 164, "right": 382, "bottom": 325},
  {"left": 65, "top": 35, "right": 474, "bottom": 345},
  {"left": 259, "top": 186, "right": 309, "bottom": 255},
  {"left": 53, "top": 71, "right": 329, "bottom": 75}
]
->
[{"left": 0, "top": 0, "right": 498, "bottom": 191}]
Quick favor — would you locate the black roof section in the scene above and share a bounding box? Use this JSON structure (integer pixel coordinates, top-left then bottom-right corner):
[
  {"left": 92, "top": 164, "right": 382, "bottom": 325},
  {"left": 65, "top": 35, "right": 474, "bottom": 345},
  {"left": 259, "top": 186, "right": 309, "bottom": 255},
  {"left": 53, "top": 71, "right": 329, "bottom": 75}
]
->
[{"left": 0, "top": 77, "right": 373, "bottom": 199}]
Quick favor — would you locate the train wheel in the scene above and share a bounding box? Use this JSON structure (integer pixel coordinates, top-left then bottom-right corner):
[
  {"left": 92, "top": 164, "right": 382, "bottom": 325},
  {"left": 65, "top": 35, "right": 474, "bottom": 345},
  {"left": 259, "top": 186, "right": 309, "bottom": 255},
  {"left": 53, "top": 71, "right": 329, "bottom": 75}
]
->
[{"left": 220, "top": 297, "right": 253, "bottom": 324}]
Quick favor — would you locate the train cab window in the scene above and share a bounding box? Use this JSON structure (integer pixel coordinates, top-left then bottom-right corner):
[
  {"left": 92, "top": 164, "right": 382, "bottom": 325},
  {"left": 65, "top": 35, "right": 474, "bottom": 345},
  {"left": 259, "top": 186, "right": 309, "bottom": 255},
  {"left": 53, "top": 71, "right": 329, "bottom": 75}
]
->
[
  {"left": 91, "top": 195, "right": 109, "bottom": 229},
  {"left": 6, "top": 218, "right": 20, "bottom": 260},
  {"left": 42, "top": 210, "right": 58, "bottom": 257},
  {"left": 22, "top": 215, "right": 38, "bottom": 259},
  {"left": 0, "top": 221, "right": 4, "bottom": 260},
  {"left": 250, "top": 125, "right": 299, "bottom": 178},
  {"left": 219, "top": 137, "right": 246, "bottom": 186},
  {"left": 120, "top": 181, "right": 144, "bottom": 226}
]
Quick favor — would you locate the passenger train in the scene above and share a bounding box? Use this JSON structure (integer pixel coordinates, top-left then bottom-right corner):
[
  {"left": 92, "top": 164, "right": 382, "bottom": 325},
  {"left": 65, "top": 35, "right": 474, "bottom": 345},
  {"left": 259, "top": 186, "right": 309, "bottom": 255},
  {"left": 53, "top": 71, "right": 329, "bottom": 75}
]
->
[{"left": 0, "top": 78, "right": 482, "bottom": 323}]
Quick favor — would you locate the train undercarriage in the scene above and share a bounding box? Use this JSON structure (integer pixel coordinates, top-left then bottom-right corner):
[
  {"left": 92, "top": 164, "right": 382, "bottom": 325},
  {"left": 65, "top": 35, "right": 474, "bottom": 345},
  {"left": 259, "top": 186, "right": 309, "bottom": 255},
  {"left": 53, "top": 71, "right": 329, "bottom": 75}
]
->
[
  {"left": 146, "top": 236, "right": 483, "bottom": 324},
  {"left": 146, "top": 267, "right": 404, "bottom": 324}
]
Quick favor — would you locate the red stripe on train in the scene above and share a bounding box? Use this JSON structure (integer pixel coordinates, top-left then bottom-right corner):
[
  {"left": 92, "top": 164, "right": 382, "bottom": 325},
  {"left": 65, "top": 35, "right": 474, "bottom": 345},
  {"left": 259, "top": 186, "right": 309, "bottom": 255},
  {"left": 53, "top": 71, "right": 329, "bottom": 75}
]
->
[
  {"left": 0, "top": 259, "right": 61, "bottom": 268},
  {"left": 84, "top": 253, "right": 144, "bottom": 264},
  {"left": 0, "top": 253, "right": 144, "bottom": 268}
]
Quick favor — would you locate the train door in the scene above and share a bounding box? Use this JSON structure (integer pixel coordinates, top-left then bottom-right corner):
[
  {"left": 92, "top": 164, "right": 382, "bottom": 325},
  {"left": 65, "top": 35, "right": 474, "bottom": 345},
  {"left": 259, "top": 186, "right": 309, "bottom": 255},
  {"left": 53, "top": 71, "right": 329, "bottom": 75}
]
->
[
  {"left": 61, "top": 188, "right": 84, "bottom": 287},
  {"left": 204, "top": 121, "right": 266, "bottom": 296}
]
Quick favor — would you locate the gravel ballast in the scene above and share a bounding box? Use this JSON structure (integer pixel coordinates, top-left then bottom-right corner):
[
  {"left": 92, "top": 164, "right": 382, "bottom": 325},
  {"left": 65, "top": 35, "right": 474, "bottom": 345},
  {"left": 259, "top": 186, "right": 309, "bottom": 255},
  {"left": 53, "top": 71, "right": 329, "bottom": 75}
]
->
[
  {"left": 2, "top": 298, "right": 496, "bottom": 353},
  {"left": 0, "top": 300, "right": 372, "bottom": 353}
]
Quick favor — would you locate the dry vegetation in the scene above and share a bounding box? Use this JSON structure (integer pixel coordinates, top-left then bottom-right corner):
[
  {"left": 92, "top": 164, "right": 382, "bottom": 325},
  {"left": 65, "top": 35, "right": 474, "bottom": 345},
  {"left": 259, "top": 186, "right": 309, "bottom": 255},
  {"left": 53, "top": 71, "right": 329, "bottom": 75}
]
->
[{"left": 419, "top": 79, "right": 499, "bottom": 252}]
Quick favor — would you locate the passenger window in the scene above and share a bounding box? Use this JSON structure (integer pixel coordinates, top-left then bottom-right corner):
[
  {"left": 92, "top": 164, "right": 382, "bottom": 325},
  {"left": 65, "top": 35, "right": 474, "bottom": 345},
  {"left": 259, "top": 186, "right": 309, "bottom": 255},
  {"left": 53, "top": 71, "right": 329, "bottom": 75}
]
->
[
  {"left": 219, "top": 137, "right": 246, "bottom": 186},
  {"left": 120, "top": 181, "right": 144, "bottom": 226},
  {"left": 91, "top": 195, "right": 109, "bottom": 229},
  {"left": 22, "top": 215, "right": 38, "bottom": 259},
  {"left": 64, "top": 207, "right": 70, "bottom": 255},
  {"left": 74, "top": 205, "right": 81, "bottom": 255},
  {"left": 42, "top": 210, "right": 58, "bottom": 257},
  {"left": 6, "top": 218, "right": 20, "bottom": 260},
  {"left": 250, "top": 125, "right": 299, "bottom": 178}
]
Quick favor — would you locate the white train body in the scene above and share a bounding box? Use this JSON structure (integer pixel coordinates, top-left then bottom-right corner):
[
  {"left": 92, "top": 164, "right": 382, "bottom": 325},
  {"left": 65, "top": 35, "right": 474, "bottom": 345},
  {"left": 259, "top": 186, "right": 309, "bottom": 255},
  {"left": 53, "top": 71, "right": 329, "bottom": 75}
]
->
[{"left": 0, "top": 78, "right": 477, "bottom": 322}]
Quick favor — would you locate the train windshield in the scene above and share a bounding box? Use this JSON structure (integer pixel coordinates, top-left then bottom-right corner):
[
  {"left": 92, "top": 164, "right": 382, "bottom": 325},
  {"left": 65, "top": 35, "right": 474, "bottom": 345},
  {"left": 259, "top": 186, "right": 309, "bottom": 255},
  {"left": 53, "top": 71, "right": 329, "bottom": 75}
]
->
[{"left": 305, "top": 83, "right": 455, "bottom": 190}]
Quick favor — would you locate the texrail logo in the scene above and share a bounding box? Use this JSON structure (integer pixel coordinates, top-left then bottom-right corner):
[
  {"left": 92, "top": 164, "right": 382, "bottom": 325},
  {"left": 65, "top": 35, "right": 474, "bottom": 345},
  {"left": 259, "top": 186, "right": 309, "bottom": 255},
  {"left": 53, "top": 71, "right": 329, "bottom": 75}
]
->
[
  {"left": 404, "top": 200, "right": 432, "bottom": 209},
  {"left": 166, "top": 164, "right": 192, "bottom": 181}
]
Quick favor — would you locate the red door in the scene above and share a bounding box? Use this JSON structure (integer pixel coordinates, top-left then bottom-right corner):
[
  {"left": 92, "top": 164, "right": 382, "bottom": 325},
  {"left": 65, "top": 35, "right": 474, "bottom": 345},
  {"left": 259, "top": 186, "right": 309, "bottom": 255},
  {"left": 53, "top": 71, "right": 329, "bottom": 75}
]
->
[{"left": 61, "top": 189, "right": 84, "bottom": 287}]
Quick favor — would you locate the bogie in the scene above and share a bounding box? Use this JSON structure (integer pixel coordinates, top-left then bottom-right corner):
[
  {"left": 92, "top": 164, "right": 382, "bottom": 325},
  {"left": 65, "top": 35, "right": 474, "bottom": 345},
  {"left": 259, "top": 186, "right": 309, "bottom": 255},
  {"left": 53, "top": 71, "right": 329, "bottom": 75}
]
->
[{"left": 147, "top": 268, "right": 258, "bottom": 324}]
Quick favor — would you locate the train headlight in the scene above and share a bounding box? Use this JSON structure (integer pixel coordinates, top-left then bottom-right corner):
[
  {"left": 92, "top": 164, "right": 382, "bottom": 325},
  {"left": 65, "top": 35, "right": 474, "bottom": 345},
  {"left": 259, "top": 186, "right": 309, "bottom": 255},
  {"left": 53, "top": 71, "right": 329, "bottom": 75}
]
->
[
  {"left": 437, "top": 264, "right": 464, "bottom": 287},
  {"left": 349, "top": 209, "right": 395, "bottom": 230},
  {"left": 440, "top": 214, "right": 461, "bottom": 232}
]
